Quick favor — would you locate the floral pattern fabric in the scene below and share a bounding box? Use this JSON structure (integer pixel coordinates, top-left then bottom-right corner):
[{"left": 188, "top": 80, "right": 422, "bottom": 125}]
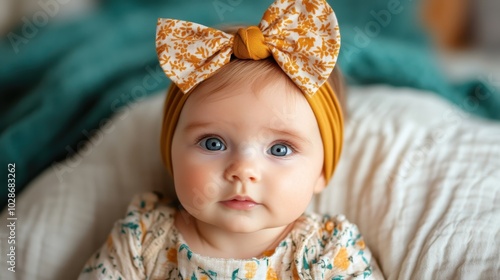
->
[
  {"left": 79, "top": 192, "right": 383, "bottom": 279},
  {"left": 155, "top": 0, "right": 341, "bottom": 96}
]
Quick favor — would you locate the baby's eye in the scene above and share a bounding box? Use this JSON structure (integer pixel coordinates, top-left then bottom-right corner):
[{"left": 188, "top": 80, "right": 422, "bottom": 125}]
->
[
  {"left": 200, "top": 137, "right": 226, "bottom": 151},
  {"left": 268, "top": 143, "right": 292, "bottom": 157}
]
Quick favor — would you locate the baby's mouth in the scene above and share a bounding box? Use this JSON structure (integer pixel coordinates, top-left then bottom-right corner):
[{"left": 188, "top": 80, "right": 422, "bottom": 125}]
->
[{"left": 220, "top": 195, "right": 258, "bottom": 210}]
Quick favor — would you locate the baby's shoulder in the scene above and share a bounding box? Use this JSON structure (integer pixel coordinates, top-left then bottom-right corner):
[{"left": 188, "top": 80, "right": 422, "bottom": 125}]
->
[
  {"left": 296, "top": 213, "right": 366, "bottom": 254},
  {"left": 117, "top": 192, "right": 177, "bottom": 247},
  {"left": 124, "top": 192, "right": 175, "bottom": 223},
  {"left": 293, "top": 213, "right": 377, "bottom": 279},
  {"left": 125, "top": 192, "right": 175, "bottom": 218},
  {"left": 309, "top": 213, "right": 363, "bottom": 244},
  {"left": 80, "top": 193, "right": 178, "bottom": 279}
]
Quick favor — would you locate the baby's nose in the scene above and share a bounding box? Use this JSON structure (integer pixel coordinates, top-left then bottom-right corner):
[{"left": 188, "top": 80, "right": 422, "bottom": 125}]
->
[{"left": 224, "top": 145, "right": 261, "bottom": 183}]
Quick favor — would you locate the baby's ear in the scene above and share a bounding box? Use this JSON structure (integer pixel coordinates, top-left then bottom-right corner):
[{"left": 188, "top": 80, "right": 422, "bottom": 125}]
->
[{"left": 313, "top": 174, "right": 327, "bottom": 194}]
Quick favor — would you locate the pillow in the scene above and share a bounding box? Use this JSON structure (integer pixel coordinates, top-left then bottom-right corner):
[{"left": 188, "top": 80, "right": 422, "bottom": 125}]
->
[
  {"left": 1, "top": 86, "right": 499, "bottom": 279},
  {"left": 316, "top": 86, "right": 500, "bottom": 279}
]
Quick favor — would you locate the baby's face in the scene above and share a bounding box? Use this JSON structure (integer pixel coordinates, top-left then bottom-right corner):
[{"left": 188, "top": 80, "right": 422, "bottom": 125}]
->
[{"left": 171, "top": 73, "right": 325, "bottom": 233}]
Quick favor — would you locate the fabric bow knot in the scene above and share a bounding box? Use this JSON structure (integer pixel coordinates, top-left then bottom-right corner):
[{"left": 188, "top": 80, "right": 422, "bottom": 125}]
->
[
  {"left": 155, "top": 0, "right": 340, "bottom": 96},
  {"left": 233, "top": 26, "right": 271, "bottom": 60}
]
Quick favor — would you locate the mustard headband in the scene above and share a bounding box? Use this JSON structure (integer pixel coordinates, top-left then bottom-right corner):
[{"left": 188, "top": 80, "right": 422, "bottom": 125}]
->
[{"left": 157, "top": 0, "right": 344, "bottom": 182}]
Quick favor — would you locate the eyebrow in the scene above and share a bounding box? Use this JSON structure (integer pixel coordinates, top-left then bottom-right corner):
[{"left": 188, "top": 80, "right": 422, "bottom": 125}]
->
[
  {"left": 183, "top": 121, "right": 215, "bottom": 132},
  {"left": 265, "top": 127, "right": 312, "bottom": 145}
]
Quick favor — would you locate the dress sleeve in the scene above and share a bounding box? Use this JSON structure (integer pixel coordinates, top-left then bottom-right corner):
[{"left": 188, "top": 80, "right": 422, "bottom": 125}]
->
[
  {"left": 78, "top": 192, "right": 164, "bottom": 280},
  {"left": 321, "top": 215, "right": 384, "bottom": 279}
]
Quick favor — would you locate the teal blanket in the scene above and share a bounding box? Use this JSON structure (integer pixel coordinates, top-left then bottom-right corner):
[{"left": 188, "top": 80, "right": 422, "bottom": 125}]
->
[{"left": 1, "top": 0, "right": 498, "bottom": 209}]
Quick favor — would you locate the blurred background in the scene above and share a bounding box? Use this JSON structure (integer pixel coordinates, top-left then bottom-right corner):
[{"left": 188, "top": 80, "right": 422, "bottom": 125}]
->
[{"left": 1, "top": 0, "right": 499, "bottom": 210}]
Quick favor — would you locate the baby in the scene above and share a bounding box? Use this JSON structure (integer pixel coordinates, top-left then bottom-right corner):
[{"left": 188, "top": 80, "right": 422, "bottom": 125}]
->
[{"left": 80, "top": 0, "right": 383, "bottom": 279}]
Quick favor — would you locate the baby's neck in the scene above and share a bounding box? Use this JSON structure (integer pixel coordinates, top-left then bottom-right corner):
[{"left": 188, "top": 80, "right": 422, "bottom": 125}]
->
[{"left": 174, "top": 210, "right": 294, "bottom": 259}]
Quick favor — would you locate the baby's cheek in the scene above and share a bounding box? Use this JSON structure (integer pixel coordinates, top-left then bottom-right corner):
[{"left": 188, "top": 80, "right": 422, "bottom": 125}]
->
[
  {"left": 274, "top": 169, "right": 316, "bottom": 204},
  {"left": 174, "top": 161, "right": 222, "bottom": 211}
]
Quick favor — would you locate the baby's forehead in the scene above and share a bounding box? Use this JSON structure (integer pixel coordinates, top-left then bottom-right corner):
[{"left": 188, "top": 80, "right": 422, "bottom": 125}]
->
[
  {"left": 182, "top": 76, "right": 312, "bottom": 132},
  {"left": 190, "top": 59, "right": 301, "bottom": 101},
  {"left": 180, "top": 72, "right": 318, "bottom": 139}
]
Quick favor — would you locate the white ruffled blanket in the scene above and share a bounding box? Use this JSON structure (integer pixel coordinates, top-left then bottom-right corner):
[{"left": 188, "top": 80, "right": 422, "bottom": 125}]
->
[{"left": 1, "top": 85, "right": 499, "bottom": 279}]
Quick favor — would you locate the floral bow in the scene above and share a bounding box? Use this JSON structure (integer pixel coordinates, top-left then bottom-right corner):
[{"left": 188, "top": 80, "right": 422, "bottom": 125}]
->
[{"left": 155, "top": 0, "right": 340, "bottom": 96}]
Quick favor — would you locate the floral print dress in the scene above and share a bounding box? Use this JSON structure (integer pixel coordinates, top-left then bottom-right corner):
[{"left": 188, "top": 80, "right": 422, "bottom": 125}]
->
[{"left": 79, "top": 192, "right": 383, "bottom": 279}]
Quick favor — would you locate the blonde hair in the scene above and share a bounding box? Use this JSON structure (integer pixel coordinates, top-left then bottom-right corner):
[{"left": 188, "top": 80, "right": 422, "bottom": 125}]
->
[{"left": 187, "top": 57, "right": 346, "bottom": 113}]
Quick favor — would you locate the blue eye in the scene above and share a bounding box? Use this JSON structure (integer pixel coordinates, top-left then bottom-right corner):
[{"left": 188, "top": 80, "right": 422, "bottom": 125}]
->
[
  {"left": 200, "top": 137, "right": 226, "bottom": 151},
  {"left": 269, "top": 144, "right": 291, "bottom": 157}
]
